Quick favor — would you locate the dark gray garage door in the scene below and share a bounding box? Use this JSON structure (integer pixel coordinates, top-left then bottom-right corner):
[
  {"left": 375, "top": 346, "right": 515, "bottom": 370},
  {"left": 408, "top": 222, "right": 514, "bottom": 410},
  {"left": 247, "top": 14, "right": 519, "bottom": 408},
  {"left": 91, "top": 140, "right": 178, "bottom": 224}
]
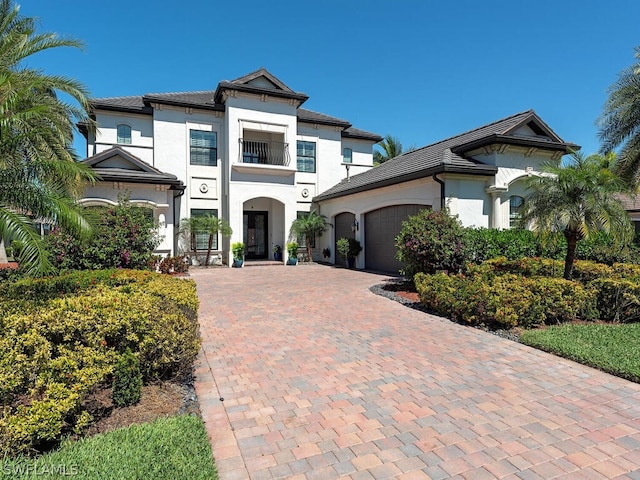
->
[
  {"left": 365, "top": 204, "right": 428, "bottom": 273},
  {"left": 334, "top": 212, "right": 355, "bottom": 264}
]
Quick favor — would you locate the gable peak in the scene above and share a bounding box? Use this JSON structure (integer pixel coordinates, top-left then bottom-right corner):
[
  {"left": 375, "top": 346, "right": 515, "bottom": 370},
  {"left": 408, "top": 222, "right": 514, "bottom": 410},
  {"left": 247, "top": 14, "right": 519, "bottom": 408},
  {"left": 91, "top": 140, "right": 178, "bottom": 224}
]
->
[{"left": 228, "top": 67, "right": 294, "bottom": 93}]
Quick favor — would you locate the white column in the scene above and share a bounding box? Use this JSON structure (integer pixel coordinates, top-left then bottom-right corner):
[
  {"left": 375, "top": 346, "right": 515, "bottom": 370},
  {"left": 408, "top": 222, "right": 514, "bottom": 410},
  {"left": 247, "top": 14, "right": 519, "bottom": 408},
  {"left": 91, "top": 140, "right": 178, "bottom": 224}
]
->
[{"left": 492, "top": 192, "right": 503, "bottom": 230}]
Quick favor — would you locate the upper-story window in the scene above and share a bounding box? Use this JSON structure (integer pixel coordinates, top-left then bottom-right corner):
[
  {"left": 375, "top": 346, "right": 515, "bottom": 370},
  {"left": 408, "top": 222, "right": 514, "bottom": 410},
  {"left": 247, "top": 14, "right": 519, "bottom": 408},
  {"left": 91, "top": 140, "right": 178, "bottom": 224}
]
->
[
  {"left": 116, "top": 124, "right": 132, "bottom": 144},
  {"left": 343, "top": 148, "right": 353, "bottom": 164},
  {"left": 509, "top": 195, "right": 525, "bottom": 228},
  {"left": 190, "top": 130, "right": 217, "bottom": 166},
  {"left": 297, "top": 141, "right": 316, "bottom": 173}
]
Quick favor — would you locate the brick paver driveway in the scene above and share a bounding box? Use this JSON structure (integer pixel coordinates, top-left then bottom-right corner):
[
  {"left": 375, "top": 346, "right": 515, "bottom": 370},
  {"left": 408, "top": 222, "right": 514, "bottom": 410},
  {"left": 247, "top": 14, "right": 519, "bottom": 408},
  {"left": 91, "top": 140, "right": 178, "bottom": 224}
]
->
[{"left": 191, "top": 265, "right": 640, "bottom": 479}]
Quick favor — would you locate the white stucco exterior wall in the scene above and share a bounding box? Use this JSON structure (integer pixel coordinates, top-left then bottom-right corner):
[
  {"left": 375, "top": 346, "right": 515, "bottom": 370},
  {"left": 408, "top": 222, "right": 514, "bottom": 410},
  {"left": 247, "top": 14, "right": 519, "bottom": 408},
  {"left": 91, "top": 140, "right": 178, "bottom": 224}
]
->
[{"left": 93, "top": 112, "right": 154, "bottom": 165}]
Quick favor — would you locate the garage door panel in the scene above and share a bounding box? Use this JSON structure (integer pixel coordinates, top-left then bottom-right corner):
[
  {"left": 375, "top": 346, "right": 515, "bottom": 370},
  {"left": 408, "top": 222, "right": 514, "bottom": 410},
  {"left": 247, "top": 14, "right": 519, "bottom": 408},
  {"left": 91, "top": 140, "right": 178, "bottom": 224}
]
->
[{"left": 365, "top": 204, "right": 428, "bottom": 273}]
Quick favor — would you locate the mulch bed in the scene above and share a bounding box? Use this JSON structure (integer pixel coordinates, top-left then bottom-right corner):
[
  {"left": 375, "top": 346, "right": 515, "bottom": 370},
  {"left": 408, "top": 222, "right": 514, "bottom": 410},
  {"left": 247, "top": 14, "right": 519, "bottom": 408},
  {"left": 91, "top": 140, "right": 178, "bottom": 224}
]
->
[{"left": 81, "top": 377, "right": 199, "bottom": 437}]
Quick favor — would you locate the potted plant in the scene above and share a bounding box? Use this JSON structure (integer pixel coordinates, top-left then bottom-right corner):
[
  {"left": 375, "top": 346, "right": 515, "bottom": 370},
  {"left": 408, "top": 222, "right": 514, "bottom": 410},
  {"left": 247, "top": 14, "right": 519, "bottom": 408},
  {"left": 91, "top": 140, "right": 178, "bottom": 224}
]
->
[
  {"left": 286, "top": 241, "right": 298, "bottom": 265},
  {"left": 273, "top": 244, "right": 282, "bottom": 262},
  {"left": 337, "top": 237, "right": 362, "bottom": 268},
  {"left": 231, "top": 242, "right": 245, "bottom": 268}
]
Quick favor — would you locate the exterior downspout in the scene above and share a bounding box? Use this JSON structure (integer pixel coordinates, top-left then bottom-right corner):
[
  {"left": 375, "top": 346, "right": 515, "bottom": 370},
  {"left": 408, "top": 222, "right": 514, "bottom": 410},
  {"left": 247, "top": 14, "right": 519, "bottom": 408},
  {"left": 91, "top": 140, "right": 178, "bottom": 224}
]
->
[
  {"left": 171, "top": 185, "right": 186, "bottom": 256},
  {"left": 432, "top": 173, "right": 445, "bottom": 210}
]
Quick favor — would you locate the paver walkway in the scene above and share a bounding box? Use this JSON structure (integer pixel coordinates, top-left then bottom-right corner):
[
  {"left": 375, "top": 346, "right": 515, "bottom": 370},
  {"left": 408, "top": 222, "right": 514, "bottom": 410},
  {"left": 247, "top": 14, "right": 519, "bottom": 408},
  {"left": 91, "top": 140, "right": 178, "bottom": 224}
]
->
[{"left": 191, "top": 265, "right": 640, "bottom": 479}]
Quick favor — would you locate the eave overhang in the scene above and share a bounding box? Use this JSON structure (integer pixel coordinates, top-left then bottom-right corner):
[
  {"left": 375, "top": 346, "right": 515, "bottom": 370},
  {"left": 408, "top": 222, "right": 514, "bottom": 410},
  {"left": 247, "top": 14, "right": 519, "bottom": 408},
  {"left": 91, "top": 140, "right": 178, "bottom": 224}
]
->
[
  {"left": 451, "top": 134, "right": 580, "bottom": 155},
  {"left": 313, "top": 164, "right": 498, "bottom": 203},
  {"left": 214, "top": 82, "right": 309, "bottom": 106}
]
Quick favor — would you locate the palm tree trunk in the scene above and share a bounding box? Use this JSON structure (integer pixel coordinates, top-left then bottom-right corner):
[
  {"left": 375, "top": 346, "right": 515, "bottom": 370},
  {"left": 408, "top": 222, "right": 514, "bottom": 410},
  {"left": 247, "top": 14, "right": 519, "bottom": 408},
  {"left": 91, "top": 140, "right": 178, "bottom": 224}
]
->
[
  {"left": 0, "top": 240, "right": 7, "bottom": 264},
  {"left": 205, "top": 235, "right": 213, "bottom": 266},
  {"left": 564, "top": 232, "right": 578, "bottom": 280},
  {"left": 306, "top": 237, "right": 313, "bottom": 262}
]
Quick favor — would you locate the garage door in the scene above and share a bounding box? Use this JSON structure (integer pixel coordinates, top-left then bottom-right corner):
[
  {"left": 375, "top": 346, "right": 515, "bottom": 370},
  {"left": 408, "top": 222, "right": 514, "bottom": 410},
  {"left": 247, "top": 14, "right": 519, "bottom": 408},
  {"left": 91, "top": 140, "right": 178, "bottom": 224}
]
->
[
  {"left": 334, "top": 212, "right": 355, "bottom": 264},
  {"left": 365, "top": 204, "right": 428, "bottom": 273}
]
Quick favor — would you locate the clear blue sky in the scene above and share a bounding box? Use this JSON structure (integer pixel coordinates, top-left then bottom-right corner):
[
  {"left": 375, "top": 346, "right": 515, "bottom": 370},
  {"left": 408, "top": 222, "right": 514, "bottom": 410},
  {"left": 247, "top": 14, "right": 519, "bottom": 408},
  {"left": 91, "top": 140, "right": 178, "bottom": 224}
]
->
[{"left": 20, "top": 0, "right": 640, "bottom": 158}]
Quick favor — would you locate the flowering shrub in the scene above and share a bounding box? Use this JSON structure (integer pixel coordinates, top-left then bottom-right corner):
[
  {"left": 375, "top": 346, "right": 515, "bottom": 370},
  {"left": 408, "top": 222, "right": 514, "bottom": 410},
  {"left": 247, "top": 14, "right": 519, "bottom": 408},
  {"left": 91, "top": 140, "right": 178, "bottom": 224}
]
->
[
  {"left": 0, "top": 270, "right": 200, "bottom": 456},
  {"left": 47, "top": 195, "right": 161, "bottom": 272},
  {"left": 395, "top": 209, "right": 466, "bottom": 277}
]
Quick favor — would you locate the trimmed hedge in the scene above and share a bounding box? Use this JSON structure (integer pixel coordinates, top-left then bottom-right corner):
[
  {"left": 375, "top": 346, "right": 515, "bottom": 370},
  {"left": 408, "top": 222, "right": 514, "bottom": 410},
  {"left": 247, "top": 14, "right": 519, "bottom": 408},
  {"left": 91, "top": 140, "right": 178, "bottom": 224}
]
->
[
  {"left": 0, "top": 270, "right": 200, "bottom": 457},
  {"left": 415, "top": 270, "right": 594, "bottom": 328},
  {"left": 463, "top": 228, "right": 640, "bottom": 265},
  {"left": 415, "top": 257, "right": 640, "bottom": 328}
]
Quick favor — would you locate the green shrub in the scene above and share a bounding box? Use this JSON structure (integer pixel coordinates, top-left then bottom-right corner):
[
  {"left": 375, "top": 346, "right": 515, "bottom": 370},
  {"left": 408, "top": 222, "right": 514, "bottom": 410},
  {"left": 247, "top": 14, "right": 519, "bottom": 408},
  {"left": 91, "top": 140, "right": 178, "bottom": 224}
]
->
[
  {"left": 112, "top": 351, "right": 143, "bottom": 407},
  {"left": 575, "top": 231, "right": 640, "bottom": 265},
  {"left": 0, "top": 270, "right": 200, "bottom": 456},
  {"left": 463, "top": 228, "right": 564, "bottom": 263},
  {"left": 396, "top": 209, "right": 466, "bottom": 276},
  {"left": 415, "top": 270, "right": 594, "bottom": 329},
  {"left": 461, "top": 228, "right": 639, "bottom": 266},
  {"left": 159, "top": 255, "right": 189, "bottom": 274},
  {"left": 47, "top": 194, "right": 161, "bottom": 272},
  {"left": 589, "top": 277, "right": 640, "bottom": 323}
]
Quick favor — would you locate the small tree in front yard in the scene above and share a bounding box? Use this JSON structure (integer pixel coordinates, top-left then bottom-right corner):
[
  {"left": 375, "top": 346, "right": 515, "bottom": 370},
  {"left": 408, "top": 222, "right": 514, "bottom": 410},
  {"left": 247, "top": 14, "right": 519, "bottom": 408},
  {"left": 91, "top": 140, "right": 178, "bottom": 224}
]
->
[
  {"left": 395, "top": 208, "right": 466, "bottom": 277},
  {"left": 522, "top": 152, "right": 632, "bottom": 280},
  {"left": 179, "top": 215, "right": 232, "bottom": 266},
  {"left": 289, "top": 210, "right": 327, "bottom": 261}
]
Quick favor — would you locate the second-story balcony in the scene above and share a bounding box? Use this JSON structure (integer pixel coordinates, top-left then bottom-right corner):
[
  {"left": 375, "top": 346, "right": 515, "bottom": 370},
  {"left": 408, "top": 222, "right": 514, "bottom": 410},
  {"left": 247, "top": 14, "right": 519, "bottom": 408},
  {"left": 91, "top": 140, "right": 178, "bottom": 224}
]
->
[{"left": 239, "top": 139, "right": 291, "bottom": 167}]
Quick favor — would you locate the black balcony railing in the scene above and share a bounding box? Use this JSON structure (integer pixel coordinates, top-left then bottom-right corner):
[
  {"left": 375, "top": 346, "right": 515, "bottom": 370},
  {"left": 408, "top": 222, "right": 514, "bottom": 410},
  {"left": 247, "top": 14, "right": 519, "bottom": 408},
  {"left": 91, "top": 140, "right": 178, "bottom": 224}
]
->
[{"left": 239, "top": 139, "right": 291, "bottom": 167}]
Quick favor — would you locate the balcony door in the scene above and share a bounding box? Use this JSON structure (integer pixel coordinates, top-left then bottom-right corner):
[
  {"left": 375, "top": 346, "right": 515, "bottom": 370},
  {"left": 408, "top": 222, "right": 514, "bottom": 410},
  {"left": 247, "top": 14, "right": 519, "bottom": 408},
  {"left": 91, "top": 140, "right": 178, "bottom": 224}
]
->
[{"left": 243, "top": 211, "right": 268, "bottom": 259}]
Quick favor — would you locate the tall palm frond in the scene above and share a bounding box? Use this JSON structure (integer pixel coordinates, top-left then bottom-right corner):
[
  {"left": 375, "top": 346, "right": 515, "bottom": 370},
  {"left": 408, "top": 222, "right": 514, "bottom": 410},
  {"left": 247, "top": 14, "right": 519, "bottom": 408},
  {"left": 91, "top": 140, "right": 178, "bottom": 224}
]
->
[
  {"left": 373, "top": 135, "right": 404, "bottom": 165},
  {"left": 0, "top": 0, "right": 95, "bottom": 274},
  {"left": 598, "top": 46, "right": 640, "bottom": 184}
]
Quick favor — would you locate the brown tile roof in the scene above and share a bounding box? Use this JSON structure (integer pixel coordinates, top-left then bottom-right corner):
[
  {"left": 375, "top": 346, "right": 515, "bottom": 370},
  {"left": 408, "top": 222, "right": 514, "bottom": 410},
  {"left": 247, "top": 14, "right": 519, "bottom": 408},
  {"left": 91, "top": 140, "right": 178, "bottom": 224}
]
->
[{"left": 314, "top": 110, "right": 574, "bottom": 202}]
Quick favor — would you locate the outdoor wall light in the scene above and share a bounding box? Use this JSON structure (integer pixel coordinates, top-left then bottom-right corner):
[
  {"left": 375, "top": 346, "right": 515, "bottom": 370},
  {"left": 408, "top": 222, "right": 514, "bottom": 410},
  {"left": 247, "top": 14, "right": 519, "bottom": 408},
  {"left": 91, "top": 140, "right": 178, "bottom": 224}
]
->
[{"left": 352, "top": 219, "right": 359, "bottom": 232}]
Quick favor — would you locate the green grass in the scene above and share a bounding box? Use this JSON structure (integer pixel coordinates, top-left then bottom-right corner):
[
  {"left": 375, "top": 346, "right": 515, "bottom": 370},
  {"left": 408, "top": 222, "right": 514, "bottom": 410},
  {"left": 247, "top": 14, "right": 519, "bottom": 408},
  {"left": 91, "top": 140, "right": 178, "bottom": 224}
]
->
[
  {"left": 521, "top": 323, "right": 640, "bottom": 382},
  {"left": 1, "top": 414, "right": 217, "bottom": 480}
]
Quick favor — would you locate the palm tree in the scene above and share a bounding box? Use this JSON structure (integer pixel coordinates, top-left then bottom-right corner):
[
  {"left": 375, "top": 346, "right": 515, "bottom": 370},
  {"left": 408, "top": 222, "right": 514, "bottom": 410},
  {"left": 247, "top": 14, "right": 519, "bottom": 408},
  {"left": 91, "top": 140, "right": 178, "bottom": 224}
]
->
[
  {"left": 373, "top": 135, "right": 404, "bottom": 165},
  {"left": 522, "top": 152, "right": 632, "bottom": 280},
  {"left": 200, "top": 214, "right": 232, "bottom": 266},
  {"left": 0, "top": 0, "right": 95, "bottom": 274},
  {"left": 289, "top": 210, "right": 327, "bottom": 262},
  {"left": 599, "top": 46, "right": 640, "bottom": 184}
]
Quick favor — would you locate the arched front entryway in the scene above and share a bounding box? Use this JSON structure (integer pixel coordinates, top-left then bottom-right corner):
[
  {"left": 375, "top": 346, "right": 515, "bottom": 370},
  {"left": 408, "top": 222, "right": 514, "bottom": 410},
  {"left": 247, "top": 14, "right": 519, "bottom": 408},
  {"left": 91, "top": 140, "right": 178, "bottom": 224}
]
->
[
  {"left": 242, "top": 197, "right": 285, "bottom": 261},
  {"left": 334, "top": 212, "right": 355, "bottom": 265}
]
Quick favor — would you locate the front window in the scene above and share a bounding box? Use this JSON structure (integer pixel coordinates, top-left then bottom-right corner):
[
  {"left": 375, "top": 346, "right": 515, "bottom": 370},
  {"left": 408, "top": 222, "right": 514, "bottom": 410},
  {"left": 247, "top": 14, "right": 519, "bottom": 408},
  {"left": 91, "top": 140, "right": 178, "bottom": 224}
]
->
[
  {"left": 297, "top": 141, "right": 316, "bottom": 173},
  {"left": 509, "top": 195, "right": 524, "bottom": 228},
  {"left": 190, "top": 130, "right": 217, "bottom": 166},
  {"left": 117, "top": 124, "right": 132, "bottom": 144},
  {"left": 190, "top": 208, "right": 219, "bottom": 250},
  {"left": 343, "top": 147, "right": 352, "bottom": 164}
]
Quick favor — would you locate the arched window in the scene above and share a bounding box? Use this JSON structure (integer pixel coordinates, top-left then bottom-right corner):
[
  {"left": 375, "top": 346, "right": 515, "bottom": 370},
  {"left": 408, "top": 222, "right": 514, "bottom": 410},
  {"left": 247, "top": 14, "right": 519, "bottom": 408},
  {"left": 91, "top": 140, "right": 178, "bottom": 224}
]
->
[
  {"left": 343, "top": 147, "right": 353, "bottom": 164},
  {"left": 509, "top": 195, "right": 525, "bottom": 228},
  {"left": 117, "top": 124, "right": 132, "bottom": 144}
]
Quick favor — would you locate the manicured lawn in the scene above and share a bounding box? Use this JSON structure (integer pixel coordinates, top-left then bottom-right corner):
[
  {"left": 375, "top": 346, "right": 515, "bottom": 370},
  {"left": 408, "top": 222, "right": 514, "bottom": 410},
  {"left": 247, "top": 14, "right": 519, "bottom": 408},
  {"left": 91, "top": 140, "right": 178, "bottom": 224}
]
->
[
  {"left": 2, "top": 414, "right": 217, "bottom": 480},
  {"left": 521, "top": 323, "right": 640, "bottom": 383}
]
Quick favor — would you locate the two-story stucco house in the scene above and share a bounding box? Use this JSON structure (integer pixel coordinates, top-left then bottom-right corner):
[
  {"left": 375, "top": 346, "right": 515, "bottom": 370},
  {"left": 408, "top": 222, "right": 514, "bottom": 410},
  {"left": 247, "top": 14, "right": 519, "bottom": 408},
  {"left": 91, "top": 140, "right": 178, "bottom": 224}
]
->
[{"left": 79, "top": 68, "right": 381, "bottom": 265}]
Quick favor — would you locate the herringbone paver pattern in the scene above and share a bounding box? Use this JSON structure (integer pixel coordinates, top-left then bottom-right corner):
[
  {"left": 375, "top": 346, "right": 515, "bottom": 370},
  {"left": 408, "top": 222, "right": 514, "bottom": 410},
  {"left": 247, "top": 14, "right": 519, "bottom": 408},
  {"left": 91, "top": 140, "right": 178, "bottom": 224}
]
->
[{"left": 192, "top": 265, "right": 640, "bottom": 479}]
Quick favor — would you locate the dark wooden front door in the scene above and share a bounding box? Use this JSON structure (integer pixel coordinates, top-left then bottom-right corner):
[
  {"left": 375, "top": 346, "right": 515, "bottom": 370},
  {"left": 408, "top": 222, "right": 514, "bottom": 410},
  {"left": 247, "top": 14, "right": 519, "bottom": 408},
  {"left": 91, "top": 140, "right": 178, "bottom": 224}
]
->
[{"left": 244, "top": 211, "right": 268, "bottom": 259}]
